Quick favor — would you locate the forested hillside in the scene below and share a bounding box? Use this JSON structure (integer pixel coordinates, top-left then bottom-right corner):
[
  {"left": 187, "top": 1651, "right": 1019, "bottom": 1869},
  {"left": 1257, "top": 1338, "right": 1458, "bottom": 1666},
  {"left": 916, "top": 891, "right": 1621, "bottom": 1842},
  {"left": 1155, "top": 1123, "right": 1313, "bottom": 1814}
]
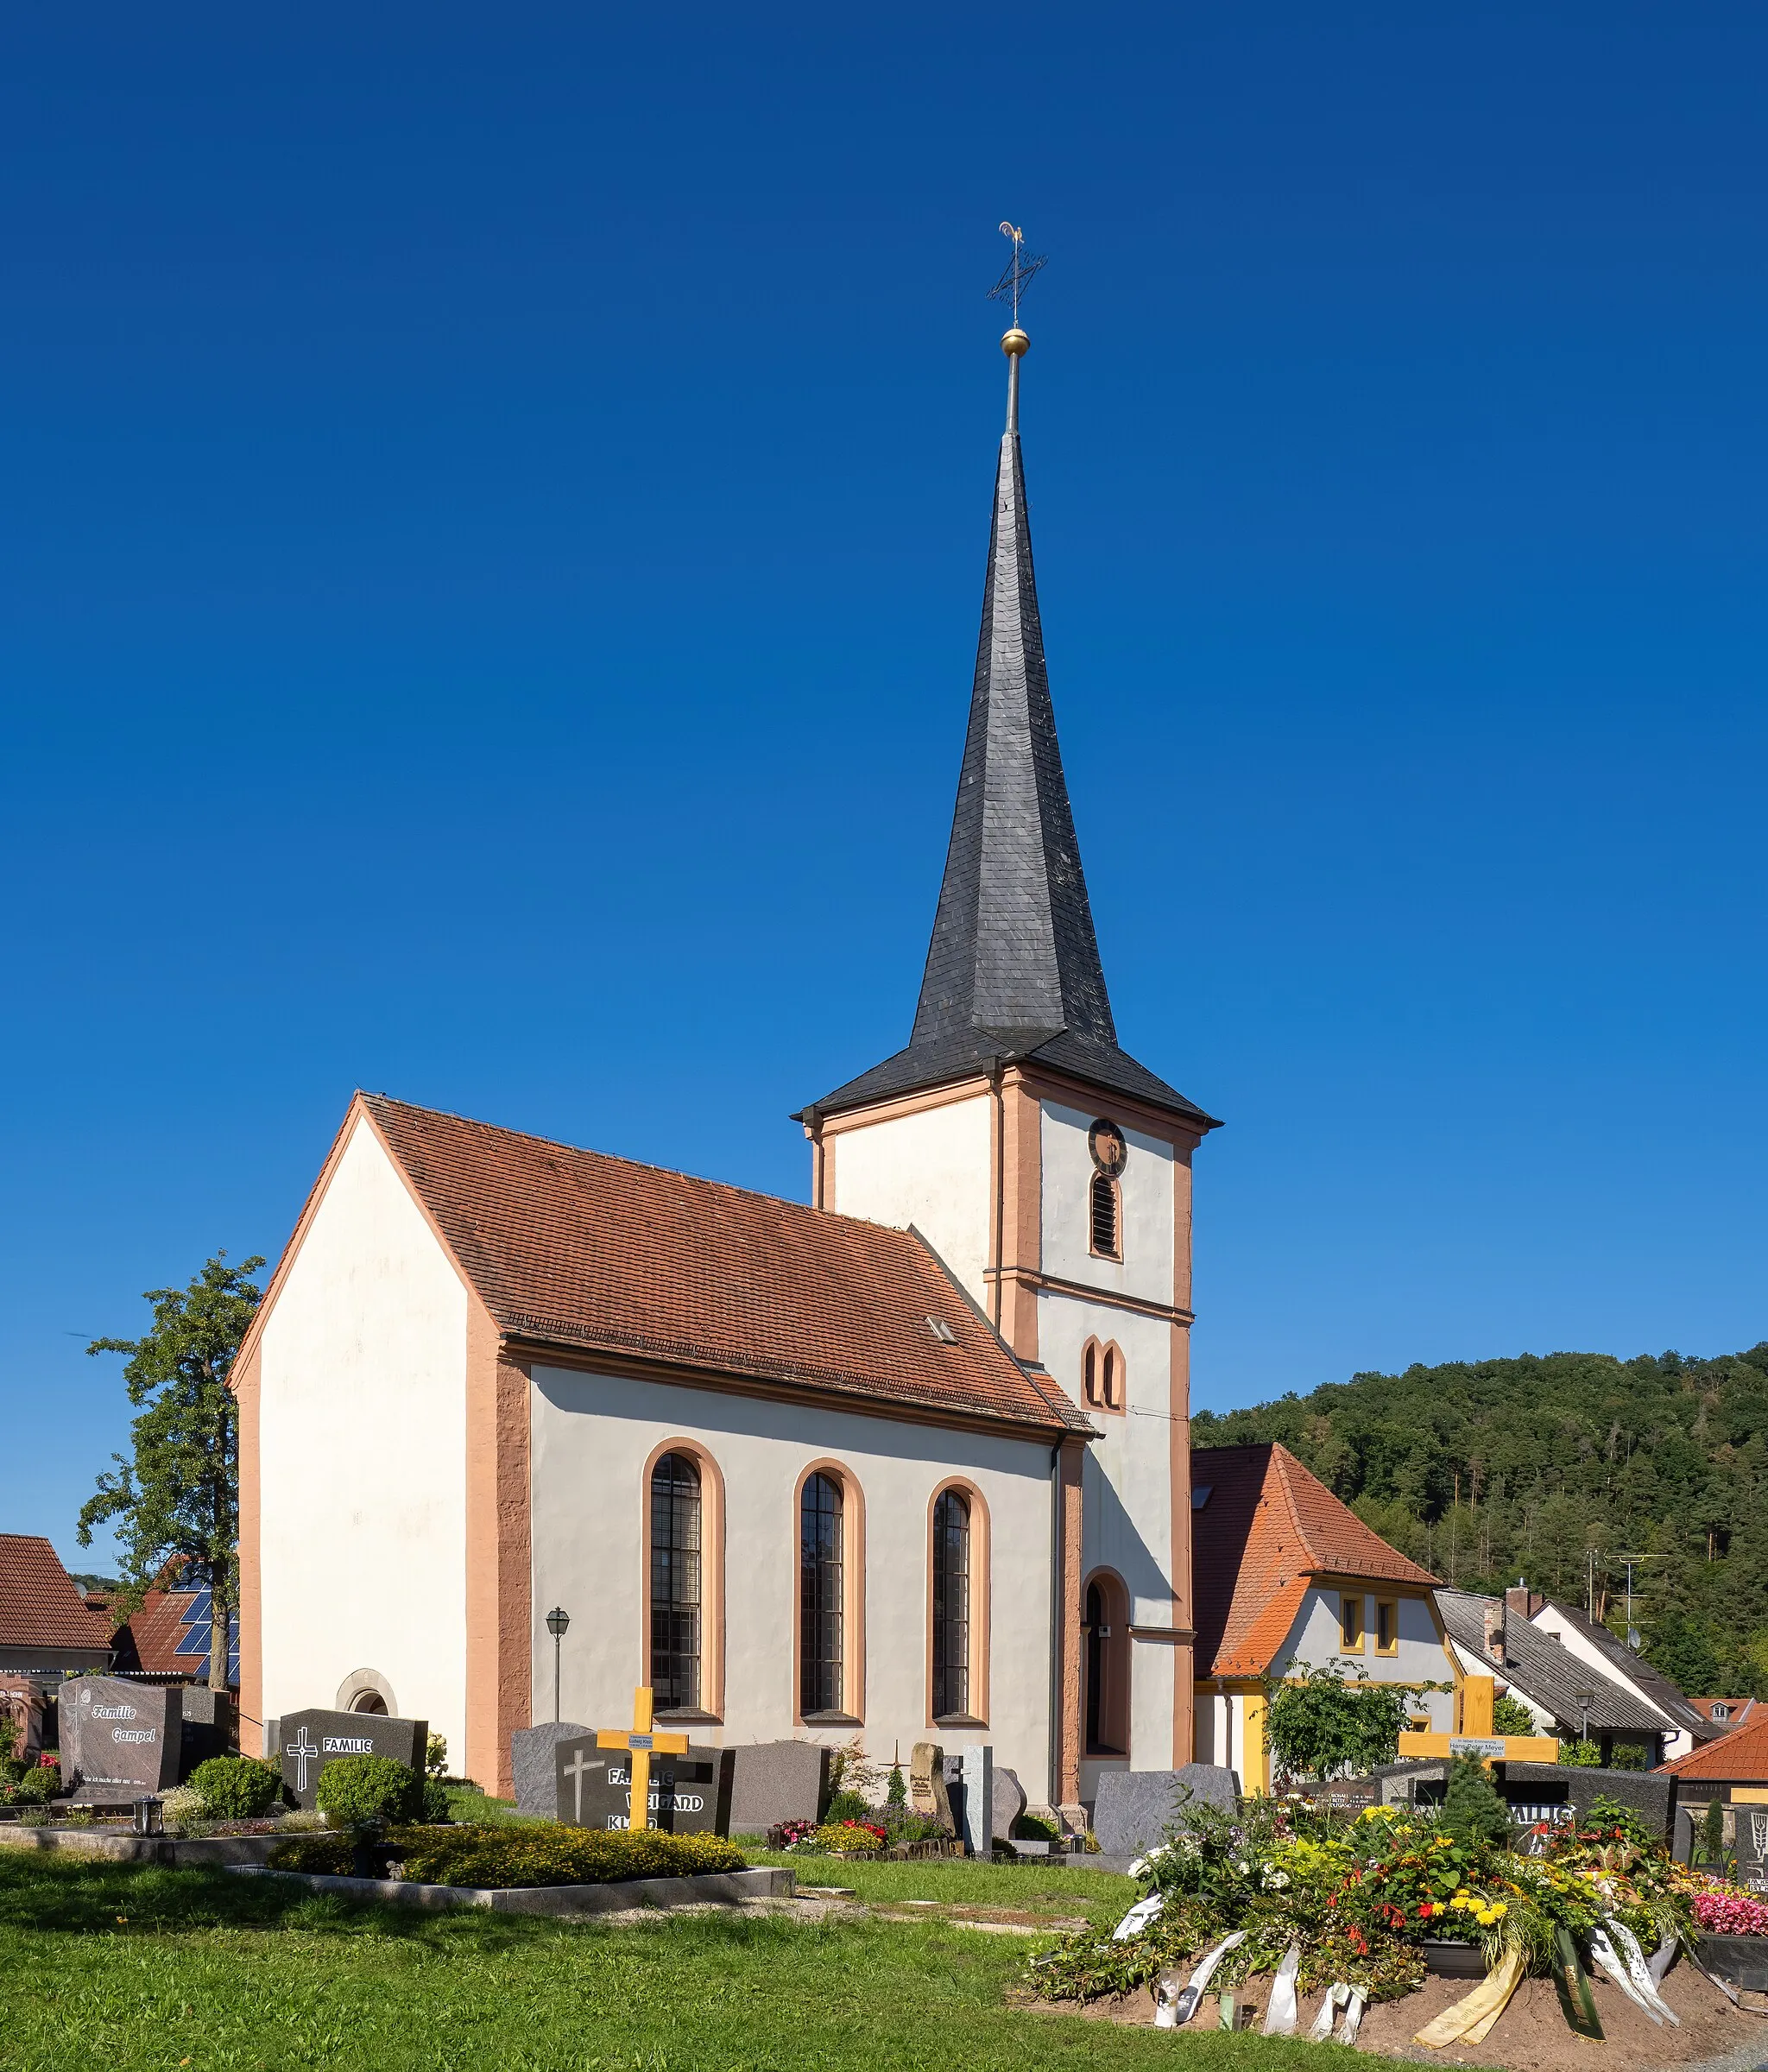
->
[{"left": 1191, "top": 1343, "right": 1768, "bottom": 1698}]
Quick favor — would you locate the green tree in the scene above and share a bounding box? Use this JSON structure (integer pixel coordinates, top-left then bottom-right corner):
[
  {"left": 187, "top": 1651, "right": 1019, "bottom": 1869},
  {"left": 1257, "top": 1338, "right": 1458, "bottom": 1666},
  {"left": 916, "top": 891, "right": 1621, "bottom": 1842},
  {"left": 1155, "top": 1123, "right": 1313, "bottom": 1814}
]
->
[
  {"left": 1491, "top": 1692, "right": 1538, "bottom": 1739},
  {"left": 1266, "top": 1663, "right": 1430, "bottom": 1780},
  {"left": 1645, "top": 1608, "right": 1723, "bottom": 1696},
  {"left": 79, "top": 1253, "right": 264, "bottom": 1692}
]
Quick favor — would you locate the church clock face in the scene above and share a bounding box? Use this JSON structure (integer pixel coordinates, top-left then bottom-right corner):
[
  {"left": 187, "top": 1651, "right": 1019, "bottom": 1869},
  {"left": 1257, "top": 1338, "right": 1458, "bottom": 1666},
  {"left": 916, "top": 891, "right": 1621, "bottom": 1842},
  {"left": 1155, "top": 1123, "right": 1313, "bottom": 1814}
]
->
[{"left": 1088, "top": 1119, "right": 1127, "bottom": 1176}]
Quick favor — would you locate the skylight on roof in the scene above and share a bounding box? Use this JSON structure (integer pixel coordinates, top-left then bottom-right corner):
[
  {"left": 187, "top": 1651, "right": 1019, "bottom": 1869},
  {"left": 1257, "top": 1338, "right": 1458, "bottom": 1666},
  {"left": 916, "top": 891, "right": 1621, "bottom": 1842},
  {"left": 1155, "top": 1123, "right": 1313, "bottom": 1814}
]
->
[{"left": 925, "top": 1316, "right": 957, "bottom": 1344}]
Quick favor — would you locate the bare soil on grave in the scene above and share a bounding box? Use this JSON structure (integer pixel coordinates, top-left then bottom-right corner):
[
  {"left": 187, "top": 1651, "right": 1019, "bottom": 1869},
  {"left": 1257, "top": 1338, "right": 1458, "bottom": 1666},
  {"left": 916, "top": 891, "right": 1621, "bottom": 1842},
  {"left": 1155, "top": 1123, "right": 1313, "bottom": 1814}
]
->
[{"left": 1023, "top": 1961, "right": 1765, "bottom": 2070}]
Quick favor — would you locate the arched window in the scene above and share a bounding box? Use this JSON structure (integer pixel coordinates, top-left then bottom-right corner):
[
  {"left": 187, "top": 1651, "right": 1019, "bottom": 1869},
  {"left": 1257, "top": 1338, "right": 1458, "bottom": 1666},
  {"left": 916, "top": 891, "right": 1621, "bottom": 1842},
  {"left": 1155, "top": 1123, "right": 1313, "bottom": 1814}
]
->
[
  {"left": 931, "top": 1489, "right": 970, "bottom": 1721},
  {"left": 1083, "top": 1570, "right": 1130, "bottom": 1755},
  {"left": 650, "top": 1452, "right": 703, "bottom": 1710},
  {"left": 1083, "top": 1340, "right": 1124, "bottom": 1412},
  {"left": 799, "top": 1471, "right": 845, "bottom": 1717},
  {"left": 1089, "top": 1172, "right": 1120, "bottom": 1258}
]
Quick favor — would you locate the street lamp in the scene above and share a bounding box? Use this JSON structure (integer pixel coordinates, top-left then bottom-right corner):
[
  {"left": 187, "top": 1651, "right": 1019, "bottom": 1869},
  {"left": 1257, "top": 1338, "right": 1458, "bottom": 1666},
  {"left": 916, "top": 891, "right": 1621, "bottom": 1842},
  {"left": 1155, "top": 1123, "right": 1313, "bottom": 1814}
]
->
[
  {"left": 546, "top": 1606, "right": 571, "bottom": 1723},
  {"left": 1575, "top": 1690, "right": 1594, "bottom": 1745}
]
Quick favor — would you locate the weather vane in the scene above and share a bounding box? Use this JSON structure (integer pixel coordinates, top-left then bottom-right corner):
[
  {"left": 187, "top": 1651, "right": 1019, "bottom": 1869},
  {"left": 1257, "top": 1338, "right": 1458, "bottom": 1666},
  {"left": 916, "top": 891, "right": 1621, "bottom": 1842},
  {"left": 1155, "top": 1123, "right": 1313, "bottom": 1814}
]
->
[{"left": 988, "top": 222, "right": 1046, "bottom": 331}]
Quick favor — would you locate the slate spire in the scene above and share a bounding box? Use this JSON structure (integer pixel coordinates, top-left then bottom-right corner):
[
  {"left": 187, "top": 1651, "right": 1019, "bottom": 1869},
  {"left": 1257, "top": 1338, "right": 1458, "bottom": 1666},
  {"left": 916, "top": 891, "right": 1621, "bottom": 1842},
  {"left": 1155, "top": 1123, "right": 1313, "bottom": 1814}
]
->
[
  {"left": 909, "top": 338, "right": 1114, "bottom": 1053},
  {"left": 804, "top": 331, "right": 1214, "bottom": 1127}
]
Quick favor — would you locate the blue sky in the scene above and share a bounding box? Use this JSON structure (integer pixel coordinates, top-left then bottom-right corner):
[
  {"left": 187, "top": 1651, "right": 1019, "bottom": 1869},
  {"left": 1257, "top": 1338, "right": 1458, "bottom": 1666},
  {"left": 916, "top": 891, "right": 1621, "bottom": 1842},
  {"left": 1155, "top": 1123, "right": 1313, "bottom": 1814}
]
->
[{"left": 6, "top": 4, "right": 1767, "bottom": 1570}]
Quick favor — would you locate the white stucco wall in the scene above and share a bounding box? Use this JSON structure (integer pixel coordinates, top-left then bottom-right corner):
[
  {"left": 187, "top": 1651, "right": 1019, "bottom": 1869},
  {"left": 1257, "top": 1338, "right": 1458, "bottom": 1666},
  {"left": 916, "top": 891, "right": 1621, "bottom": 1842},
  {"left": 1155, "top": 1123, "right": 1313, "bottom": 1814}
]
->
[
  {"left": 827, "top": 1096, "right": 994, "bottom": 1307},
  {"left": 1041, "top": 1101, "right": 1175, "bottom": 1308},
  {"left": 1276, "top": 1589, "right": 1454, "bottom": 1730},
  {"left": 257, "top": 1117, "right": 469, "bottom": 1761},
  {"left": 529, "top": 1365, "right": 1059, "bottom": 1800}
]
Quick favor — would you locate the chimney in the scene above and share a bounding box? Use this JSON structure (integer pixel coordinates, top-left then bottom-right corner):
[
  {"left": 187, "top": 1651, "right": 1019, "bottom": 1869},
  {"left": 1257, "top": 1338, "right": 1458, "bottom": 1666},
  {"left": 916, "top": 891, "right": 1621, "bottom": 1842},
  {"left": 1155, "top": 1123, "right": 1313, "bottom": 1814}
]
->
[
  {"left": 1481, "top": 1602, "right": 1506, "bottom": 1666},
  {"left": 1505, "top": 1581, "right": 1543, "bottom": 1620}
]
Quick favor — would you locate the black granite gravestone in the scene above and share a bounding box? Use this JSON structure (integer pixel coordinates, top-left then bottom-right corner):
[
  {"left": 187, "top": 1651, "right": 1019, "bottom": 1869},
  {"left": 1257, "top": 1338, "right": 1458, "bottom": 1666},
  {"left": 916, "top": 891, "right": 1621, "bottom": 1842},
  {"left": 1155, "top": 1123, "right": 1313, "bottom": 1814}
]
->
[
  {"left": 276, "top": 1709, "right": 428, "bottom": 1810},
  {"left": 66, "top": 1677, "right": 182, "bottom": 1796},
  {"left": 553, "top": 1736, "right": 733, "bottom": 1834},
  {"left": 1736, "top": 1802, "right": 1768, "bottom": 1895}
]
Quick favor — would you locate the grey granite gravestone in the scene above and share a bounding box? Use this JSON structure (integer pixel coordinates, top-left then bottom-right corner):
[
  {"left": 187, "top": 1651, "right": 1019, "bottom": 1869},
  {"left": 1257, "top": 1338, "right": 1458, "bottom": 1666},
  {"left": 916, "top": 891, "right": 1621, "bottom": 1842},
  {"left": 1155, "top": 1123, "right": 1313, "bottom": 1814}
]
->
[
  {"left": 727, "top": 1740, "right": 830, "bottom": 1833},
  {"left": 511, "top": 1721, "right": 590, "bottom": 1817},
  {"left": 553, "top": 1736, "right": 733, "bottom": 1833},
  {"left": 66, "top": 1677, "right": 182, "bottom": 1797},
  {"left": 1092, "top": 1766, "right": 1241, "bottom": 1858},
  {"left": 276, "top": 1708, "right": 427, "bottom": 1810},
  {"left": 993, "top": 1765, "right": 1027, "bottom": 1841},
  {"left": 946, "top": 1747, "right": 993, "bottom": 1856}
]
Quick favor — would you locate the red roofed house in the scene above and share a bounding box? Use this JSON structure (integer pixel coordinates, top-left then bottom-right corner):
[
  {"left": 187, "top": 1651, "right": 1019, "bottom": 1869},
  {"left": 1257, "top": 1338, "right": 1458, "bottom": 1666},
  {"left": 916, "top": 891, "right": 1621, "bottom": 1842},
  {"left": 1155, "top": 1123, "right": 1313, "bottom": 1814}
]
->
[
  {"left": 0, "top": 1535, "right": 113, "bottom": 1761},
  {"left": 1658, "top": 1707, "right": 1768, "bottom": 1810},
  {"left": 1189, "top": 1443, "right": 1453, "bottom": 1791},
  {"left": 237, "top": 329, "right": 1226, "bottom": 1813}
]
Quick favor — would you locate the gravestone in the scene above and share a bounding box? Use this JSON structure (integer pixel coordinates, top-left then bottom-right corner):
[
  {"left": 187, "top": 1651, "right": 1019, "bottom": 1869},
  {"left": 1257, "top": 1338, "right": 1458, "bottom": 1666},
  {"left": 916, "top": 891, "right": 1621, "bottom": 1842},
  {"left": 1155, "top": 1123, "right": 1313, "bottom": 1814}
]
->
[
  {"left": 511, "top": 1721, "right": 590, "bottom": 1818},
  {"left": 910, "top": 1740, "right": 954, "bottom": 1834},
  {"left": 1092, "top": 1766, "right": 1241, "bottom": 1858},
  {"left": 1737, "top": 1803, "right": 1768, "bottom": 1895},
  {"left": 945, "top": 1746, "right": 994, "bottom": 1857},
  {"left": 554, "top": 1736, "right": 733, "bottom": 1833},
  {"left": 66, "top": 1677, "right": 182, "bottom": 1797},
  {"left": 178, "top": 1687, "right": 233, "bottom": 1774},
  {"left": 277, "top": 1708, "right": 428, "bottom": 1810},
  {"left": 993, "top": 1765, "right": 1027, "bottom": 1841},
  {"left": 728, "top": 1740, "right": 830, "bottom": 1833}
]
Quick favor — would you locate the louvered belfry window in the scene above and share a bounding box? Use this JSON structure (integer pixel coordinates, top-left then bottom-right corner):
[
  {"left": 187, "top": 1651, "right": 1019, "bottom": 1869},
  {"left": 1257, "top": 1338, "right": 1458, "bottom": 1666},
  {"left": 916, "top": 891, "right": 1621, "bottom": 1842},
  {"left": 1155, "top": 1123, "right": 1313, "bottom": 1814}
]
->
[
  {"left": 649, "top": 1452, "right": 702, "bottom": 1711},
  {"left": 931, "top": 1488, "right": 971, "bottom": 1721},
  {"left": 1089, "top": 1171, "right": 1119, "bottom": 1257},
  {"left": 800, "top": 1472, "right": 845, "bottom": 1715}
]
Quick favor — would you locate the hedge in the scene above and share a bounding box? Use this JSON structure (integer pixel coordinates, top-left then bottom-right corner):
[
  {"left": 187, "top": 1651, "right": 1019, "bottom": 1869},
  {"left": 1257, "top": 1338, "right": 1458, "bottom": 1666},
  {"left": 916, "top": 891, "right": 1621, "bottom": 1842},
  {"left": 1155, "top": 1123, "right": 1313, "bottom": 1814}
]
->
[
  {"left": 270, "top": 1825, "right": 747, "bottom": 1888},
  {"left": 314, "top": 1755, "right": 424, "bottom": 1826},
  {"left": 188, "top": 1755, "right": 281, "bottom": 1819}
]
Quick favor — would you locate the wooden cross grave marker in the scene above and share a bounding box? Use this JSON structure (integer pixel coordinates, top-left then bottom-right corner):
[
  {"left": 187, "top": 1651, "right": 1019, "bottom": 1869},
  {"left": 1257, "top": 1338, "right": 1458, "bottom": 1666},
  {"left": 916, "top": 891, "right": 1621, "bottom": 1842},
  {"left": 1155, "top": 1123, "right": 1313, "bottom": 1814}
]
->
[{"left": 597, "top": 1687, "right": 689, "bottom": 1833}]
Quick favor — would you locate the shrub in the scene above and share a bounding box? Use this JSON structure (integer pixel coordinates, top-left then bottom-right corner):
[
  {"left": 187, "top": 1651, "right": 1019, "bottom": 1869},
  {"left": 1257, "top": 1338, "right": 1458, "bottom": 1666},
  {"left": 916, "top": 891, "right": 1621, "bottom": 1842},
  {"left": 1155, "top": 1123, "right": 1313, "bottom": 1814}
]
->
[
  {"left": 188, "top": 1755, "right": 281, "bottom": 1819},
  {"left": 885, "top": 1764, "right": 906, "bottom": 1810},
  {"left": 425, "top": 1732, "right": 448, "bottom": 1778},
  {"left": 8, "top": 1761, "right": 60, "bottom": 1805},
  {"left": 315, "top": 1755, "right": 423, "bottom": 1827},
  {"left": 811, "top": 1819, "right": 886, "bottom": 1854},
  {"left": 824, "top": 1790, "right": 871, "bottom": 1826},
  {"left": 270, "top": 1825, "right": 745, "bottom": 1888},
  {"left": 159, "top": 1785, "right": 206, "bottom": 1835},
  {"left": 421, "top": 1776, "right": 451, "bottom": 1824},
  {"left": 1491, "top": 1694, "right": 1538, "bottom": 1739},
  {"left": 1012, "top": 1811, "right": 1061, "bottom": 1841},
  {"left": 1437, "top": 1755, "right": 1512, "bottom": 1849}
]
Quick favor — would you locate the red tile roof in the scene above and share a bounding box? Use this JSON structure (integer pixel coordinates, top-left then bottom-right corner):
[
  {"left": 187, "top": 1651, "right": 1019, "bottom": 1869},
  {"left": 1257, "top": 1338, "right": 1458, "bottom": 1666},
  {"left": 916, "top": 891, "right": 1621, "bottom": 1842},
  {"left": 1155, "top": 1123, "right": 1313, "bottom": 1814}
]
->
[
  {"left": 111, "top": 1589, "right": 199, "bottom": 1675},
  {"left": 1659, "top": 1708, "right": 1768, "bottom": 1782},
  {"left": 1689, "top": 1696, "right": 1762, "bottom": 1732},
  {"left": 351, "top": 1095, "right": 1088, "bottom": 1438},
  {"left": 1191, "top": 1443, "right": 1438, "bottom": 1680},
  {"left": 0, "top": 1537, "right": 112, "bottom": 1654}
]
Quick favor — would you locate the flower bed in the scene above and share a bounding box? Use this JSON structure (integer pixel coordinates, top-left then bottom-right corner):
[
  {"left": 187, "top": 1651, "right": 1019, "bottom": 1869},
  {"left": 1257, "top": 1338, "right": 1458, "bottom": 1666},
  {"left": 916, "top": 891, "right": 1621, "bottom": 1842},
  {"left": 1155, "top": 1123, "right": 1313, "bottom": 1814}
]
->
[
  {"left": 1028, "top": 1783, "right": 1699, "bottom": 2020},
  {"left": 1690, "top": 1884, "right": 1768, "bottom": 1937},
  {"left": 270, "top": 1827, "right": 745, "bottom": 1889}
]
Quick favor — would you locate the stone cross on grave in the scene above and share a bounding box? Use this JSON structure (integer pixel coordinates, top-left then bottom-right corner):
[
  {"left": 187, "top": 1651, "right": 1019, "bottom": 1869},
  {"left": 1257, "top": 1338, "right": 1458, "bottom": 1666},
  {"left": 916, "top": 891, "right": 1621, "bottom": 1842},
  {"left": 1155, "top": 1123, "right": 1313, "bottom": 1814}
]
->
[
  {"left": 597, "top": 1687, "right": 688, "bottom": 1833},
  {"left": 284, "top": 1724, "right": 319, "bottom": 1794}
]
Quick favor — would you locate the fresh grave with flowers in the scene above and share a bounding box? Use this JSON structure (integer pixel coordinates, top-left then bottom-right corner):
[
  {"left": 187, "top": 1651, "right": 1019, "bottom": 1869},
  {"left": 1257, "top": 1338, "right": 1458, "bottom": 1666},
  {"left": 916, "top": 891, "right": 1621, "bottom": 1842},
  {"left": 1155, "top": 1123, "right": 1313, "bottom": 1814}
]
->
[{"left": 1026, "top": 1764, "right": 1766, "bottom": 2056}]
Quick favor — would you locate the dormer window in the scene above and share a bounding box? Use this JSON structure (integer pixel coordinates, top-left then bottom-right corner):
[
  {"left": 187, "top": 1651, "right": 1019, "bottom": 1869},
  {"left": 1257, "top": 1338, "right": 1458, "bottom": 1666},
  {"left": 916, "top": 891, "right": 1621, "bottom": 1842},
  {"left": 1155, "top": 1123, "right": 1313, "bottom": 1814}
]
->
[{"left": 1087, "top": 1119, "right": 1126, "bottom": 1260}]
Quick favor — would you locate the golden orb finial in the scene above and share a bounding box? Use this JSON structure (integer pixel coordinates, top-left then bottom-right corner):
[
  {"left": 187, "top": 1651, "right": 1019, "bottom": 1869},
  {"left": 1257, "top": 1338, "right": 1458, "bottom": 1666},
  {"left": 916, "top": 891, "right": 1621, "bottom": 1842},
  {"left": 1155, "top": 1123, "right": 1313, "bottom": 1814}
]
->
[{"left": 1001, "top": 326, "right": 1030, "bottom": 357}]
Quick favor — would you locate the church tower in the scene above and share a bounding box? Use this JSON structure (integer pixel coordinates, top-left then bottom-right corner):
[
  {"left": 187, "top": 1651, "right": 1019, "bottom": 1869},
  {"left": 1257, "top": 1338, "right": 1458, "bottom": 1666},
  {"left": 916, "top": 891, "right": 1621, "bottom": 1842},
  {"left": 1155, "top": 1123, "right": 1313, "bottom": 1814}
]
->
[{"left": 798, "top": 311, "right": 1220, "bottom": 1798}]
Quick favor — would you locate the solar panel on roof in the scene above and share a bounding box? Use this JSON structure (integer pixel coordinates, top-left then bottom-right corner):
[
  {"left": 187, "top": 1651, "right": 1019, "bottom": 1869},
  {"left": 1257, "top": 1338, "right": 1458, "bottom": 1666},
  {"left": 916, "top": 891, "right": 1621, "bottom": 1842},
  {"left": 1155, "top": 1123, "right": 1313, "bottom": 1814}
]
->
[{"left": 174, "top": 1622, "right": 211, "bottom": 1658}]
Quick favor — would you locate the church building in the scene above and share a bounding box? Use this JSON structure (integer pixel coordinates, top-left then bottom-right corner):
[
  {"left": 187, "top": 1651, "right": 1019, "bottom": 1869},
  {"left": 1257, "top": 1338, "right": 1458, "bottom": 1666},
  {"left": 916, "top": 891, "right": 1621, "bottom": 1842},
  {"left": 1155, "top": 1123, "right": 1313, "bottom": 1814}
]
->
[{"left": 236, "top": 319, "right": 1228, "bottom": 1811}]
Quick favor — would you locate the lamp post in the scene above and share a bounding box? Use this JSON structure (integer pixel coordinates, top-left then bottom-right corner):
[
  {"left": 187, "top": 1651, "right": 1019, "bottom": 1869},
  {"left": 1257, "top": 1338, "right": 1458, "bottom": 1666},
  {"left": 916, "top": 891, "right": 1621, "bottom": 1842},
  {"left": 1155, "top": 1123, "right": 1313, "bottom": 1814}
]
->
[
  {"left": 546, "top": 1606, "right": 571, "bottom": 1723},
  {"left": 1575, "top": 1690, "right": 1594, "bottom": 1745}
]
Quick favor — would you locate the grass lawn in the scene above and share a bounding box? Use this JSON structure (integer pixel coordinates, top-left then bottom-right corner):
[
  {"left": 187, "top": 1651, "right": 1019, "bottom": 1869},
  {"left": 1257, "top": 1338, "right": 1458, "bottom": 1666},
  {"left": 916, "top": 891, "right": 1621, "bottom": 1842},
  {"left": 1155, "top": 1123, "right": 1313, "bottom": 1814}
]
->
[{"left": 0, "top": 1849, "right": 1343, "bottom": 2071}]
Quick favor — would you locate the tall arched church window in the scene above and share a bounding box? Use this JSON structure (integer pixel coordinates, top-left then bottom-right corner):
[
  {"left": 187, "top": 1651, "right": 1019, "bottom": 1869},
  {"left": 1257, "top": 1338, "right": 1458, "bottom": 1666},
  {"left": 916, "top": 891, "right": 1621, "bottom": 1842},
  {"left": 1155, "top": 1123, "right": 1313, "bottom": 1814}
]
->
[
  {"left": 649, "top": 1452, "right": 702, "bottom": 1711},
  {"left": 799, "top": 1471, "right": 845, "bottom": 1716},
  {"left": 1088, "top": 1119, "right": 1127, "bottom": 1260},
  {"left": 931, "top": 1488, "right": 970, "bottom": 1721},
  {"left": 1083, "top": 1570, "right": 1130, "bottom": 1755}
]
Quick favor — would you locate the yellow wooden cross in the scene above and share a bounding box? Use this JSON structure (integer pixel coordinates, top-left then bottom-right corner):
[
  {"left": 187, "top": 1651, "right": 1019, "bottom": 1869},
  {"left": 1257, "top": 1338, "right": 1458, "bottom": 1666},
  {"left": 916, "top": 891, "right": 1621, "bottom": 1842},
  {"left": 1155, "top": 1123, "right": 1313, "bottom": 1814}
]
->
[{"left": 596, "top": 1687, "right": 689, "bottom": 1833}]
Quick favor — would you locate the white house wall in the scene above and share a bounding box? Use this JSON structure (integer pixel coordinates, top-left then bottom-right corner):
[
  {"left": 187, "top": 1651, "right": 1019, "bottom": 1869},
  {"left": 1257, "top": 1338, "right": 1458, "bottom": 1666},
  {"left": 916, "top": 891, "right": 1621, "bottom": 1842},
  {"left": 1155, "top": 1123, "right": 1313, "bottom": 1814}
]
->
[
  {"left": 1528, "top": 1605, "right": 1692, "bottom": 1759},
  {"left": 1040, "top": 1102, "right": 1175, "bottom": 1309},
  {"left": 1278, "top": 1589, "right": 1454, "bottom": 1729},
  {"left": 1447, "top": 1639, "right": 1555, "bottom": 1734},
  {"left": 529, "top": 1365, "right": 1058, "bottom": 1798},
  {"left": 828, "top": 1096, "right": 994, "bottom": 1308},
  {"left": 257, "top": 1117, "right": 470, "bottom": 1760}
]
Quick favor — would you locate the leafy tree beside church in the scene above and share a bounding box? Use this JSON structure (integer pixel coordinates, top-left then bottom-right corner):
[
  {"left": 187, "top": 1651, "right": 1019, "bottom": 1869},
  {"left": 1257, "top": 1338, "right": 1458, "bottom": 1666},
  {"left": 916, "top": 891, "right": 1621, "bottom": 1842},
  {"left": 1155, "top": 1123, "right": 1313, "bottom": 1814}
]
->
[{"left": 79, "top": 1253, "right": 264, "bottom": 1692}]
